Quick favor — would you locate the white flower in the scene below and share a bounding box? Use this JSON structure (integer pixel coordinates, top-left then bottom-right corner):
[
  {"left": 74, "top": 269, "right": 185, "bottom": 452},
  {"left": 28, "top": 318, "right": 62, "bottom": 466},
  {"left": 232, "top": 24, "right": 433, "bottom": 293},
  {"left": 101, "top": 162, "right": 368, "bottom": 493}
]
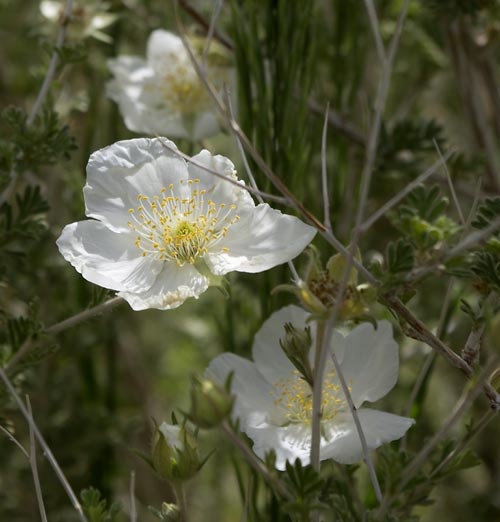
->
[
  {"left": 56, "top": 138, "right": 316, "bottom": 311},
  {"left": 40, "top": 1, "right": 118, "bottom": 43},
  {"left": 107, "top": 29, "right": 230, "bottom": 141},
  {"left": 207, "top": 305, "right": 414, "bottom": 470}
]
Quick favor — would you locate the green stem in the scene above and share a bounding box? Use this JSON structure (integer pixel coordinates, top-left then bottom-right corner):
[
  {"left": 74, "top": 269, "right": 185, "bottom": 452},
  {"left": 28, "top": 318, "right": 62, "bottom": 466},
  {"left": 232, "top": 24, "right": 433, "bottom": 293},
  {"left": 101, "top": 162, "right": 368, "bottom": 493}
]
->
[{"left": 173, "top": 482, "right": 188, "bottom": 522}]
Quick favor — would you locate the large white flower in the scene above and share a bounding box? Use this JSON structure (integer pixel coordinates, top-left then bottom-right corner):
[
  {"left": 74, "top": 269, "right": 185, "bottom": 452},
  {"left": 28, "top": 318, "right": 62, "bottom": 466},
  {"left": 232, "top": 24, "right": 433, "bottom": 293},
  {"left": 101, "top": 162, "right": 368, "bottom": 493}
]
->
[
  {"left": 56, "top": 138, "right": 316, "bottom": 311},
  {"left": 207, "top": 305, "right": 414, "bottom": 470},
  {"left": 107, "top": 29, "right": 229, "bottom": 140}
]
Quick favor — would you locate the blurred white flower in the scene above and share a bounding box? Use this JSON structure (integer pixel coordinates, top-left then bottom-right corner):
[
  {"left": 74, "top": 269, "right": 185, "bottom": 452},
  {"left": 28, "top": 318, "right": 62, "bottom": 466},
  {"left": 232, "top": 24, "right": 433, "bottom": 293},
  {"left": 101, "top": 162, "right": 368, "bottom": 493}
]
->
[
  {"left": 107, "top": 29, "right": 231, "bottom": 141},
  {"left": 40, "top": 1, "right": 118, "bottom": 43},
  {"left": 57, "top": 138, "right": 316, "bottom": 311},
  {"left": 207, "top": 305, "right": 415, "bottom": 470}
]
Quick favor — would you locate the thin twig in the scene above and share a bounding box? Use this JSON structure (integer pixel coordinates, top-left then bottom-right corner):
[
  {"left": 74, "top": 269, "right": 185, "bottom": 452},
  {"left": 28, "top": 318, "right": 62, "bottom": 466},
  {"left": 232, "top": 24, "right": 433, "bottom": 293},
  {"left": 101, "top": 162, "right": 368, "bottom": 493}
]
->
[
  {"left": 0, "top": 0, "right": 74, "bottom": 206},
  {"left": 0, "top": 423, "right": 29, "bottom": 459},
  {"left": 321, "top": 103, "right": 333, "bottom": 234},
  {"left": 379, "top": 362, "right": 496, "bottom": 518},
  {"left": 130, "top": 470, "right": 137, "bottom": 522},
  {"left": 363, "top": 0, "right": 386, "bottom": 65},
  {"left": 220, "top": 421, "right": 293, "bottom": 501},
  {"left": 360, "top": 149, "right": 455, "bottom": 232},
  {"left": 225, "top": 89, "right": 263, "bottom": 204},
  {"left": 399, "top": 362, "right": 495, "bottom": 488},
  {"left": 5, "top": 297, "right": 124, "bottom": 373},
  {"left": 385, "top": 294, "right": 500, "bottom": 410},
  {"left": 178, "top": 0, "right": 233, "bottom": 50},
  {"left": 307, "top": 98, "right": 365, "bottom": 147},
  {"left": 434, "top": 140, "right": 465, "bottom": 225},
  {"left": 0, "top": 367, "right": 87, "bottom": 522},
  {"left": 27, "top": 396, "right": 48, "bottom": 522},
  {"left": 202, "top": 0, "right": 224, "bottom": 68},
  {"left": 160, "top": 139, "right": 286, "bottom": 205},
  {"left": 429, "top": 408, "right": 496, "bottom": 478}
]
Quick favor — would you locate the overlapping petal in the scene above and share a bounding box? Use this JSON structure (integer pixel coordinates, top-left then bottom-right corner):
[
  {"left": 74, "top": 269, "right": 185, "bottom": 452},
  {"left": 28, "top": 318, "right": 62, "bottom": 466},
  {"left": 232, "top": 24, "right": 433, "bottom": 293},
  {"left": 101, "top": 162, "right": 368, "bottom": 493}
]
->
[
  {"left": 58, "top": 138, "right": 315, "bottom": 311},
  {"left": 57, "top": 220, "right": 162, "bottom": 292},
  {"left": 106, "top": 29, "right": 225, "bottom": 140},
  {"left": 207, "top": 304, "right": 414, "bottom": 469}
]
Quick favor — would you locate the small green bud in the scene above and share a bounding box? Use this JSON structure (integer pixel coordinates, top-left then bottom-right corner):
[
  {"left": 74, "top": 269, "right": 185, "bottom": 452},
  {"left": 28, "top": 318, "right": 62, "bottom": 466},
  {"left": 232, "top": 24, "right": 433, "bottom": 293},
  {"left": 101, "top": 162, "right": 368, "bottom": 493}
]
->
[
  {"left": 279, "top": 323, "right": 313, "bottom": 386},
  {"left": 151, "top": 422, "right": 200, "bottom": 481},
  {"left": 188, "top": 376, "right": 234, "bottom": 429}
]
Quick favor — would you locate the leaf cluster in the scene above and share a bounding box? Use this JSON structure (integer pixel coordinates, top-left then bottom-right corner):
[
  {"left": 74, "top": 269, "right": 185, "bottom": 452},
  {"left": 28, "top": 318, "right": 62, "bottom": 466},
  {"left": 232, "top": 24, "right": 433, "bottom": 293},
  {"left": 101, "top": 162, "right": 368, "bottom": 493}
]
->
[
  {"left": 80, "top": 487, "right": 121, "bottom": 522},
  {"left": 0, "top": 105, "right": 76, "bottom": 177}
]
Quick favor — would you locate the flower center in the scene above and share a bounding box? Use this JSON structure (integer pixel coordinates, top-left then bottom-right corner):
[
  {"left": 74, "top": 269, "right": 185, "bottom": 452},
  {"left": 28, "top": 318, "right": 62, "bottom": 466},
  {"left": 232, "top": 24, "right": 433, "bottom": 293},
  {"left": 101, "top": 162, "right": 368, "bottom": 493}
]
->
[
  {"left": 272, "top": 369, "right": 350, "bottom": 424},
  {"left": 127, "top": 178, "right": 240, "bottom": 266},
  {"left": 158, "top": 57, "right": 211, "bottom": 114}
]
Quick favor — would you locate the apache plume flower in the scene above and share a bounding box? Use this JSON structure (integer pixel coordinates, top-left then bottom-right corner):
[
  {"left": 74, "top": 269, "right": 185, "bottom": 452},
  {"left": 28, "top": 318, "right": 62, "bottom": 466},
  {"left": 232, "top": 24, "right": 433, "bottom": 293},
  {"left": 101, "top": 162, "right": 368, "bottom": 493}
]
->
[
  {"left": 107, "top": 29, "right": 231, "bottom": 140},
  {"left": 57, "top": 138, "right": 316, "bottom": 311},
  {"left": 207, "top": 305, "right": 414, "bottom": 470}
]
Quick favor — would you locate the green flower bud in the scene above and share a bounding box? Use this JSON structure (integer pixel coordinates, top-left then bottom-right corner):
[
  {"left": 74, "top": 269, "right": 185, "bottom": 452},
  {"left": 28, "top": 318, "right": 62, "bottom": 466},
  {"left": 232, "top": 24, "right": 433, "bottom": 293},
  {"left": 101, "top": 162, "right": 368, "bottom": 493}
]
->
[
  {"left": 279, "top": 323, "right": 313, "bottom": 386},
  {"left": 151, "top": 422, "right": 200, "bottom": 482},
  {"left": 188, "top": 376, "right": 234, "bottom": 429}
]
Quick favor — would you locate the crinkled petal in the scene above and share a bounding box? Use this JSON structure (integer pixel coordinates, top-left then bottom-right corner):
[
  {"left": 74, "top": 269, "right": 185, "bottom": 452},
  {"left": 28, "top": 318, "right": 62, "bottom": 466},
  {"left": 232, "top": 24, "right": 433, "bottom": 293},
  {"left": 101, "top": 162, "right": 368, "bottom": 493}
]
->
[
  {"left": 84, "top": 138, "right": 188, "bottom": 232},
  {"left": 207, "top": 353, "right": 281, "bottom": 429},
  {"left": 321, "top": 409, "right": 415, "bottom": 464},
  {"left": 252, "top": 305, "right": 311, "bottom": 384},
  {"left": 205, "top": 204, "right": 317, "bottom": 275},
  {"left": 245, "top": 422, "right": 312, "bottom": 471},
  {"left": 330, "top": 321, "right": 399, "bottom": 407},
  {"left": 187, "top": 149, "right": 253, "bottom": 208},
  {"left": 56, "top": 220, "right": 162, "bottom": 292},
  {"left": 118, "top": 262, "right": 208, "bottom": 311}
]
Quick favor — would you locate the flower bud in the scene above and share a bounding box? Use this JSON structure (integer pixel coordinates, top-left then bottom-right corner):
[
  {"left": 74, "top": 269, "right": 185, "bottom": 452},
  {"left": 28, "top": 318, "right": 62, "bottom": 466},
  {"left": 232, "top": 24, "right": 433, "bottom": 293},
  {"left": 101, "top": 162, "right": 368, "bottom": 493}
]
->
[
  {"left": 151, "top": 422, "right": 200, "bottom": 481},
  {"left": 279, "top": 323, "right": 313, "bottom": 385},
  {"left": 188, "top": 376, "right": 234, "bottom": 429}
]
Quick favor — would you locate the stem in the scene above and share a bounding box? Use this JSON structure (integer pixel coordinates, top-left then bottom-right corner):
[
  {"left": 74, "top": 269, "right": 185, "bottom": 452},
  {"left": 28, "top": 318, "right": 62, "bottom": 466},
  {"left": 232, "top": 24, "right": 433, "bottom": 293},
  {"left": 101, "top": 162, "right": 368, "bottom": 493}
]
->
[
  {"left": 0, "top": 367, "right": 87, "bottom": 522},
  {"left": 173, "top": 482, "right": 188, "bottom": 522},
  {"left": 129, "top": 470, "right": 137, "bottom": 522},
  {"left": 220, "top": 421, "right": 292, "bottom": 501},
  {"left": 321, "top": 103, "right": 333, "bottom": 234},
  {"left": 310, "top": 320, "right": 327, "bottom": 471},
  {"left": 0, "top": 0, "right": 74, "bottom": 206},
  {"left": 27, "top": 397, "right": 48, "bottom": 522},
  {"left": 5, "top": 297, "right": 124, "bottom": 374}
]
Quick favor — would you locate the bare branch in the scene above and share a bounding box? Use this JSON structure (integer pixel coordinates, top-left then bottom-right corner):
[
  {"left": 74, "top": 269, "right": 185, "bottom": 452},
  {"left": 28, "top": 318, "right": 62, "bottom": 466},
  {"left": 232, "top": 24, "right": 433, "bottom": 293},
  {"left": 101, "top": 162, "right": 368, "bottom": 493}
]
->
[
  {"left": 27, "top": 397, "right": 48, "bottom": 522},
  {"left": 321, "top": 103, "right": 333, "bottom": 234},
  {"left": 0, "top": 367, "right": 87, "bottom": 522}
]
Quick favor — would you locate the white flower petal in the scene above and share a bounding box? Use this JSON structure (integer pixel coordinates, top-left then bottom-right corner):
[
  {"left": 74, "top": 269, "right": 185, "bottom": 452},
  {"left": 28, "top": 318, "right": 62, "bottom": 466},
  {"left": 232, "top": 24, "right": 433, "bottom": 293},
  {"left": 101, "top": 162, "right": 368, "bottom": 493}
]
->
[
  {"left": 321, "top": 409, "right": 415, "bottom": 464},
  {"left": 118, "top": 262, "right": 208, "bottom": 311},
  {"left": 159, "top": 422, "right": 182, "bottom": 450},
  {"left": 331, "top": 321, "right": 400, "bottom": 407},
  {"left": 246, "top": 423, "right": 311, "bottom": 471},
  {"left": 207, "top": 353, "right": 279, "bottom": 430},
  {"left": 56, "top": 220, "right": 161, "bottom": 292},
  {"left": 146, "top": 30, "right": 186, "bottom": 71},
  {"left": 252, "top": 305, "right": 310, "bottom": 384},
  {"left": 205, "top": 204, "right": 317, "bottom": 275},
  {"left": 84, "top": 138, "right": 188, "bottom": 232},
  {"left": 187, "top": 149, "right": 250, "bottom": 204}
]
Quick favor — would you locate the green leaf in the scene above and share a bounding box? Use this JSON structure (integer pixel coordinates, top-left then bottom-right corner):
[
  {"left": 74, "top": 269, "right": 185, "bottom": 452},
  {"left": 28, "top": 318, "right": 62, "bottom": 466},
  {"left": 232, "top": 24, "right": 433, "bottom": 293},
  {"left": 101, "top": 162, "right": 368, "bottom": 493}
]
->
[{"left": 80, "top": 487, "right": 121, "bottom": 522}]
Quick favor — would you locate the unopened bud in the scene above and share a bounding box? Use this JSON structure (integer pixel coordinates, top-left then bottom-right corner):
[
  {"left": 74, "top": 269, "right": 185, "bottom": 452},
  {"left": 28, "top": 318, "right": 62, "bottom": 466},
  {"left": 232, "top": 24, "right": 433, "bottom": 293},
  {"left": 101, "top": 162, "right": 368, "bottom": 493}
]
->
[
  {"left": 188, "top": 376, "right": 233, "bottom": 429},
  {"left": 280, "top": 323, "right": 313, "bottom": 386},
  {"left": 151, "top": 422, "right": 200, "bottom": 481}
]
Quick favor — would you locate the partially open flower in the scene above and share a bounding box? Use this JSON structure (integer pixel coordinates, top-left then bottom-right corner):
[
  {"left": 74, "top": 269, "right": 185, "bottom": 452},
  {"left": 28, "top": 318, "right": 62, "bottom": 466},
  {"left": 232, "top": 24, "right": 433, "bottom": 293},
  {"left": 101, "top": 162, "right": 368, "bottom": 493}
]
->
[
  {"left": 207, "top": 305, "right": 414, "bottom": 470},
  {"left": 152, "top": 422, "right": 200, "bottom": 482},
  {"left": 107, "top": 29, "right": 231, "bottom": 140},
  {"left": 56, "top": 138, "right": 316, "bottom": 311}
]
